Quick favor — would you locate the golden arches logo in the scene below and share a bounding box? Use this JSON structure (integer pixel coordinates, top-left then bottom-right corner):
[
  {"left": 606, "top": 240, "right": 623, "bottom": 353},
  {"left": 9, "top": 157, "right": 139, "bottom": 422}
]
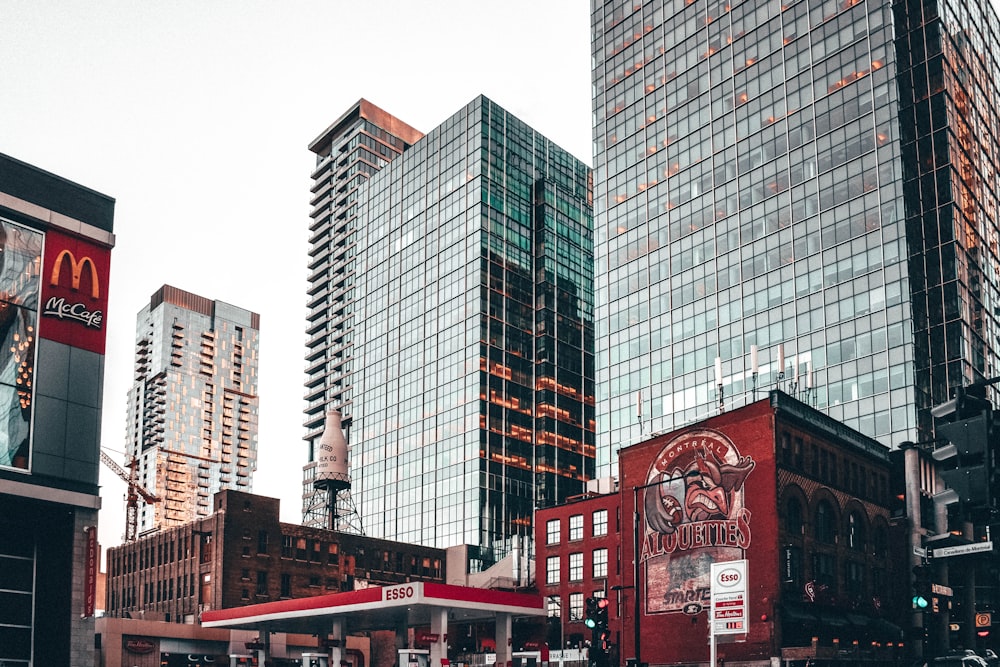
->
[{"left": 50, "top": 249, "right": 100, "bottom": 299}]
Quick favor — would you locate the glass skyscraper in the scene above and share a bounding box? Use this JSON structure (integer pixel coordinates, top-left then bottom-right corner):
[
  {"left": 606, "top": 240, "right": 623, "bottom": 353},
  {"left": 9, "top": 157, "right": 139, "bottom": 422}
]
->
[
  {"left": 321, "top": 96, "right": 593, "bottom": 560},
  {"left": 591, "top": 0, "right": 1000, "bottom": 472},
  {"left": 126, "top": 285, "right": 260, "bottom": 534}
]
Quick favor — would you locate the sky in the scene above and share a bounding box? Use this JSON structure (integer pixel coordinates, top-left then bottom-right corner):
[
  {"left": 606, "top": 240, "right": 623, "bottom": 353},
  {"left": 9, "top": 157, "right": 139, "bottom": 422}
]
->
[{"left": 0, "top": 0, "right": 593, "bottom": 555}]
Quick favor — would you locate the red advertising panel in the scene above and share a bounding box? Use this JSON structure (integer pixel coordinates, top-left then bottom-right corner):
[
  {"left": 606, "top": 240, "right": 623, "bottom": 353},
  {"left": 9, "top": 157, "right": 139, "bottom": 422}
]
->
[
  {"left": 620, "top": 402, "right": 778, "bottom": 663},
  {"left": 38, "top": 230, "right": 111, "bottom": 354},
  {"left": 83, "top": 525, "right": 98, "bottom": 617}
]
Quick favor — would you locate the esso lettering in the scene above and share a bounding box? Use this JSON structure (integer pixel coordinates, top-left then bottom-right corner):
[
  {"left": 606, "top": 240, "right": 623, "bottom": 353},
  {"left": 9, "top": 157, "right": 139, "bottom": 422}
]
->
[
  {"left": 719, "top": 570, "right": 741, "bottom": 584},
  {"left": 385, "top": 585, "right": 415, "bottom": 601}
]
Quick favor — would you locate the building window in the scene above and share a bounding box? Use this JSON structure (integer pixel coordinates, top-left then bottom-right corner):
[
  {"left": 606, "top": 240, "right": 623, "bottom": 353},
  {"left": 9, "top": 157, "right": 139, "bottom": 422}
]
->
[
  {"left": 815, "top": 500, "right": 836, "bottom": 544},
  {"left": 569, "top": 592, "right": 584, "bottom": 622},
  {"left": 256, "top": 571, "right": 268, "bottom": 596},
  {"left": 0, "top": 218, "right": 42, "bottom": 472},
  {"left": 280, "top": 573, "right": 291, "bottom": 597},
  {"left": 547, "top": 596, "right": 561, "bottom": 618},
  {"left": 569, "top": 514, "right": 584, "bottom": 541},
  {"left": 546, "top": 556, "right": 560, "bottom": 585},
  {"left": 845, "top": 560, "right": 865, "bottom": 596},
  {"left": 592, "top": 509, "right": 608, "bottom": 537},
  {"left": 281, "top": 535, "right": 293, "bottom": 558},
  {"left": 813, "top": 552, "right": 836, "bottom": 592},
  {"left": 847, "top": 512, "right": 866, "bottom": 551},
  {"left": 547, "top": 518, "right": 561, "bottom": 544},
  {"left": 257, "top": 530, "right": 268, "bottom": 554},
  {"left": 569, "top": 553, "right": 583, "bottom": 582},
  {"left": 593, "top": 548, "right": 608, "bottom": 578},
  {"left": 785, "top": 497, "right": 803, "bottom": 536}
]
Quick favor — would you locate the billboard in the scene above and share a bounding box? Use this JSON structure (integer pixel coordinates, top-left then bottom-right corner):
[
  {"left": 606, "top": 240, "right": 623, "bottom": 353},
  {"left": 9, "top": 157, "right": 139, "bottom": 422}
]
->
[
  {"left": 39, "top": 229, "right": 111, "bottom": 354},
  {"left": 638, "top": 428, "right": 756, "bottom": 616}
]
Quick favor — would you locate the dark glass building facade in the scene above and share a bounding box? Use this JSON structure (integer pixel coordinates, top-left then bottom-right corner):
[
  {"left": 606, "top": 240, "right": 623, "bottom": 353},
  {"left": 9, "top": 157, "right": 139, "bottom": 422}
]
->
[
  {"left": 348, "top": 96, "right": 594, "bottom": 560},
  {"left": 591, "top": 0, "right": 1000, "bottom": 472}
]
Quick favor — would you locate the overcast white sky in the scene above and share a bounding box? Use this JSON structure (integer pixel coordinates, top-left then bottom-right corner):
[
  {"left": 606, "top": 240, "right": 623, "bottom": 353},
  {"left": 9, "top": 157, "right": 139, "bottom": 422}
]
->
[{"left": 0, "top": 1, "right": 592, "bottom": 555}]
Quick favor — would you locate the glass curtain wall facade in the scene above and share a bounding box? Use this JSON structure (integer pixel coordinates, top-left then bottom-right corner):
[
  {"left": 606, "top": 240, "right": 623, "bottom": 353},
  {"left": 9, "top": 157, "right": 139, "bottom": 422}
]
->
[
  {"left": 350, "top": 96, "right": 594, "bottom": 560},
  {"left": 303, "top": 100, "right": 423, "bottom": 529},
  {"left": 591, "top": 0, "right": 1000, "bottom": 473},
  {"left": 126, "top": 285, "right": 260, "bottom": 533}
]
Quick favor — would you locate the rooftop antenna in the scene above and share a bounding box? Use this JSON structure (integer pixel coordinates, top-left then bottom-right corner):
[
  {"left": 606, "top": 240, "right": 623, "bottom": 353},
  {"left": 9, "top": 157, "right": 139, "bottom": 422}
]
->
[
  {"left": 715, "top": 357, "right": 725, "bottom": 413},
  {"left": 750, "top": 344, "right": 759, "bottom": 400},
  {"left": 788, "top": 354, "right": 799, "bottom": 395},
  {"left": 776, "top": 344, "right": 785, "bottom": 390},
  {"left": 637, "top": 390, "right": 644, "bottom": 435}
]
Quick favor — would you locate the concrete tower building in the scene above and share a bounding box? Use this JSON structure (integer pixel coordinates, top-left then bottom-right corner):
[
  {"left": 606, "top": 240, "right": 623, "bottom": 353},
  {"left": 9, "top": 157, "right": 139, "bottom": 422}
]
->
[
  {"left": 125, "top": 285, "right": 260, "bottom": 534},
  {"left": 591, "top": 0, "right": 1000, "bottom": 473},
  {"left": 303, "top": 100, "right": 423, "bottom": 530}
]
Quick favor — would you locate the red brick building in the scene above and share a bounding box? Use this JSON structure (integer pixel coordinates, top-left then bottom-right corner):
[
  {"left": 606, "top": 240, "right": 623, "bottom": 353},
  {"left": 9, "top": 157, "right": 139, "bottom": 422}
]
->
[
  {"left": 536, "top": 391, "right": 908, "bottom": 666},
  {"left": 105, "top": 489, "right": 446, "bottom": 622}
]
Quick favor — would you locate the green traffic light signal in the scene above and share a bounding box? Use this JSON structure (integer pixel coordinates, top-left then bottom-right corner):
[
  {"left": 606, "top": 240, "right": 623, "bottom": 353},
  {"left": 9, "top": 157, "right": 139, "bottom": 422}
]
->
[
  {"left": 912, "top": 595, "right": 929, "bottom": 609},
  {"left": 585, "top": 617, "right": 597, "bottom": 628}
]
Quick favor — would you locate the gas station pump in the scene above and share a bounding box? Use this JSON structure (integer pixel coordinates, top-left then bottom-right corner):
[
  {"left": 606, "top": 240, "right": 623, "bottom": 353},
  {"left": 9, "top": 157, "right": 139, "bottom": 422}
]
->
[{"left": 302, "top": 653, "right": 330, "bottom": 667}]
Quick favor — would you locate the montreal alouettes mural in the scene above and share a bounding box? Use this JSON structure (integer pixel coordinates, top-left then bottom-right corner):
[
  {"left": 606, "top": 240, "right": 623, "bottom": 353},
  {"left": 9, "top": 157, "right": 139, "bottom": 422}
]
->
[{"left": 640, "top": 428, "right": 755, "bottom": 616}]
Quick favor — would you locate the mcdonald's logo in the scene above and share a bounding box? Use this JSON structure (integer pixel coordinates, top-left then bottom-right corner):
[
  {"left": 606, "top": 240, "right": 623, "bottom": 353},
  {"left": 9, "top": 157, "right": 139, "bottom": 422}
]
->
[{"left": 49, "top": 249, "right": 100, "bottom": 299}]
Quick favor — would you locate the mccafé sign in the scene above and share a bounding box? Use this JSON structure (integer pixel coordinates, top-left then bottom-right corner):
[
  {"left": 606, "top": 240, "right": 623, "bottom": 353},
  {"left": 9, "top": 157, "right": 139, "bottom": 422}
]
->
[
  {"left": 44, "top": 250, "right": 103, "bottom": 328},
  {"left": 39, "top": 231, "right": 111, "bottom": 355}
]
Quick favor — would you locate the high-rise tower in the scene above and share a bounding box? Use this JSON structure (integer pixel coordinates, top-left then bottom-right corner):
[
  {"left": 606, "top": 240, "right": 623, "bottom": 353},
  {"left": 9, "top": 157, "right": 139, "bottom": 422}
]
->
[
  {"left": 591, "top": 0, "right": 1000, "bottom": 472},
  {"left": 303, "top": 100, "right": 423, "bottom": 529},
  {"left": 126, "top": 285, "right": 260, "bottom": 533},
  {"left": 307, "top": 96, "right": 594, "bottom": 562},
  {"left": 352, "top": 96, "right": 594, "bottom": 561}
]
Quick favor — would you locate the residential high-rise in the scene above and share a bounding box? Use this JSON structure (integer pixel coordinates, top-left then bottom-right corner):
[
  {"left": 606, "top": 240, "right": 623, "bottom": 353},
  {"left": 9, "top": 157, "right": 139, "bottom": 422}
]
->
[
  {"left": 125, "top": 285, "right": 259, "bottom": 534},
  {"left": 303, "top": 100, "right": 423, "bottom": 529},
  {"left": 308, "top": 96, "right": 594, "bottom": 562},
  {"left": 591, "top": 0, "right": 1000, "bottom": 472},
  {"left": 0, "top": 152, "right": 115, "bottom": 667}
]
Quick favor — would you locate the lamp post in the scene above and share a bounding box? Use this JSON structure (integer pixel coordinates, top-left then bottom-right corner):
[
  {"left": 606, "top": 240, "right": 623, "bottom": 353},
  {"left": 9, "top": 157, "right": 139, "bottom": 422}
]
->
[
  {"left": 610, "top": 584, "right": 634, "bottom": 667},
  {"left": 630, "top": 470, "right": 700, "bottom": 667}
]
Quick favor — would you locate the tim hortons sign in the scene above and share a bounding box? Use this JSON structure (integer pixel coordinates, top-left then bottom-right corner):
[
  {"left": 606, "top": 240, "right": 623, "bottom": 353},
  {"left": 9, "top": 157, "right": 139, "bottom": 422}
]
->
[{"left": 39, "top": 231, "right": 111, "bottom": 355}]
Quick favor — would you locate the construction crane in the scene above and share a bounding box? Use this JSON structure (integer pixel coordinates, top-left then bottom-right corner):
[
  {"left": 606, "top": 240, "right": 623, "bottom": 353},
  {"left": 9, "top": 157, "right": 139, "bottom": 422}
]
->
[{"left": 100, "top": 450, "right": 160, "bottom": 542}]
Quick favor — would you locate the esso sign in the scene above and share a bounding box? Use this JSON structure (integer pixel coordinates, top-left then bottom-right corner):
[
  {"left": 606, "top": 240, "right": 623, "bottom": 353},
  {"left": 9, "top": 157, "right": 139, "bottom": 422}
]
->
[
  {"left": 716, "top": 568, "right": 742, "bottom": 587},
  {"left": 384, "top": 584, "right": 416, "bottom": 601}
]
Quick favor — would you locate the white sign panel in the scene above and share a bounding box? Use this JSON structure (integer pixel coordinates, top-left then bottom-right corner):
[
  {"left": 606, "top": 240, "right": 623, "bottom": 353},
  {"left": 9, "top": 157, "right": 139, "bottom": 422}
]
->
[
  {"left": 932, "top": 541, "right": 993, "bottom": 558},
  {"left": 710, "top": 559, "right": 748, "bottom": 636}
]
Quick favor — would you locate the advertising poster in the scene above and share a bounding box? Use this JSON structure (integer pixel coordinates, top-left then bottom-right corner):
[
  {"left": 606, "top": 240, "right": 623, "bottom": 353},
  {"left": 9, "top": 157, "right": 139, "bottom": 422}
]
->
[{"left": 638, "top": 428, "right": 756, "bottom": 617}]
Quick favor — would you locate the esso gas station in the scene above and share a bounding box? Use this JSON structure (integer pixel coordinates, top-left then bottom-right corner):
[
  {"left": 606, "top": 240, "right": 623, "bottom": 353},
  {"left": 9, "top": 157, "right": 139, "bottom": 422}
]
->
[{"left": 201, "top": 581, "right": 546, "bottom": 667}]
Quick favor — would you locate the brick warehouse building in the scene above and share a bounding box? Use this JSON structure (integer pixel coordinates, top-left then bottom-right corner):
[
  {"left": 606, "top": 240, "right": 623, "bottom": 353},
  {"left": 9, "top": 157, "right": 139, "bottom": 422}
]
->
[
  {"left": 0, "top": 153, "right": 116, "bottom": 667},
  {"left": 105, "top": 489, "right": 447, "bottom": 623},
  {"left": 536, "top": 391, "right": 909, "bottom": 666}
]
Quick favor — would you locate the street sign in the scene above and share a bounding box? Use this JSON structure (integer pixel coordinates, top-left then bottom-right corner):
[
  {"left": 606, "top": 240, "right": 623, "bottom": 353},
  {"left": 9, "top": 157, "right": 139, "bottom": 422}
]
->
[
  {"left": 710, "top": 560, "right": 748, "bottom": 636},
  {"left": 931, "top": 541, "right": 993, "bottom": 558},
  {"left": 976, "top": 613, "right": 992, "bottom": 628}
]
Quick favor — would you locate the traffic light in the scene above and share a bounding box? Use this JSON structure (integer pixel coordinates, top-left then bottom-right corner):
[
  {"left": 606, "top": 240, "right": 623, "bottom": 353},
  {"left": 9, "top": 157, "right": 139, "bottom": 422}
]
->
[
  {"left": 584, "top": 596, "right": 609, "bottom": 630},
  {"left": 934, "top": 410, "right": 992, "bottom": 507},
  {"left": 585, "top": 597, "right": 599, "bottom": 628},
  {"left": 585, "top": 597, "right": 611, "bottom": 667},
  {"left": 912, "top": 565, "right": 931, "bottom": 610}
]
